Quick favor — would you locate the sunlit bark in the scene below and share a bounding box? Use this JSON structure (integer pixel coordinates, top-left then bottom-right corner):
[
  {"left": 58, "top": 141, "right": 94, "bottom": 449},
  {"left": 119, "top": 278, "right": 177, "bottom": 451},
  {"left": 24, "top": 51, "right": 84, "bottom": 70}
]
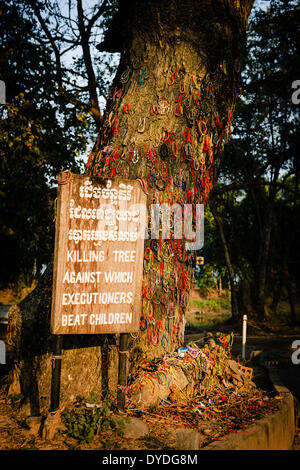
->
[{"left": 87, "top": 0, "right": 254, "bottom": 358}]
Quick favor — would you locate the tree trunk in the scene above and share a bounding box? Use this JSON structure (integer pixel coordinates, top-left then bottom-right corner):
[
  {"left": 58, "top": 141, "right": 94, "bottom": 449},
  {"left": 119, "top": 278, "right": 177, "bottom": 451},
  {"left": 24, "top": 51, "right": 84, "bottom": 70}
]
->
[
  {"left": 256, "top": 207, "right": 273, "bottom": 319},
  {"left": 282, "top": 263, "right": 296, "bottom": 324},
  {"left": 210, "top": 201, "right": 239, "bottom": 319},
  {"left": 90, "top": 1, "right": 254, "bottom": 347},
  {"left": 5, "top": 0, "right": 254, "bottom": 412}
]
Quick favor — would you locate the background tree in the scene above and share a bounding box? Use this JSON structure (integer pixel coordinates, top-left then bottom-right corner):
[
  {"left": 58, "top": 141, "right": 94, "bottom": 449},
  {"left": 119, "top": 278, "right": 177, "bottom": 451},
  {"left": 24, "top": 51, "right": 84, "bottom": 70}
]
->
[
  {"left": 207, "top": 0, "right": 300, "bottom": 323},
  {"left": 0, "top": 0, "right": 86, "bottom": 286},
  {"left": 0, "top": 0, "right": 118, "bottom": 289},
  {"left": 26, "top": 0, "right": 119, "bottom": 129}
]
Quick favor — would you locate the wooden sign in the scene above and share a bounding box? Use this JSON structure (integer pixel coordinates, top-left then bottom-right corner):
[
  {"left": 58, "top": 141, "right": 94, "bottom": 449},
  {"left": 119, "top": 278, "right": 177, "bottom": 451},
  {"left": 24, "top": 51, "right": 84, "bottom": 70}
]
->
[{"left": 51, "top": 174, "right": 147, "bottom": 334}]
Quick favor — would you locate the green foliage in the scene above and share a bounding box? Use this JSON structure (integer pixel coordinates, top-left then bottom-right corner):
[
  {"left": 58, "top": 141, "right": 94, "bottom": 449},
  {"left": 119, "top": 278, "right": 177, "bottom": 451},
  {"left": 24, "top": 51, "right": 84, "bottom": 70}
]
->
[
  {"left": 0, "top": 0, "right": 119, "bottom": 288},
  {"left": 194, "top": 264, "right": 217, "bottom": 291},
  {"left": 62, "top": 392, "right": 128, "bottom": 444},
  {"left": 185, "top": 315, "right": 230, "bottom": 333},
  {"left": 7, "top": 393, "right": 24, "bottom": 409},
  {"left": 189, "top": 298, "right": 231, "bottom": 313},
  {"left": 0, "top": 0, "right": 94, "bottom": 286},
  {"left": 204, "top": 0, "right": 300, "bottom": 319}
]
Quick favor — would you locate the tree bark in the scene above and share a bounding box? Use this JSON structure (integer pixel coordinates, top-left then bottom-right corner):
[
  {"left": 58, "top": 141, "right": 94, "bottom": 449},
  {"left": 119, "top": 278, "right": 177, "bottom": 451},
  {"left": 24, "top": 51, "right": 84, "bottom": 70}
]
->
[{"left": 88, "top": 0, "right": 254, "bottom": 353}]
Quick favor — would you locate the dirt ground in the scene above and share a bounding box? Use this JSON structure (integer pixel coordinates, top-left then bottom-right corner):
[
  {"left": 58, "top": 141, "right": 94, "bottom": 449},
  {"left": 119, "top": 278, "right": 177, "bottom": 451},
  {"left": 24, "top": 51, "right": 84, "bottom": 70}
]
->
[
  {"left": 0, "top": 327, "right": 298, "bottom": 451},
  {"left": 0, "top": 369, "right": 282, "bottom": 451}
]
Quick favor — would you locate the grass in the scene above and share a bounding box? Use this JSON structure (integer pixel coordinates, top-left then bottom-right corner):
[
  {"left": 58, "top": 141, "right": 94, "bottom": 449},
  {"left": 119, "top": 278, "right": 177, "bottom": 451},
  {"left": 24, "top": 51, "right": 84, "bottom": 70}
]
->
[
  {"left": 185, "top": 315, "right": 231, "bottom": 333},
  {"left": 185, "top": 293, "right": 232, "bottom": 333},
  {"left": 188, "top": 298, "right": 231, "bottom": 313}
]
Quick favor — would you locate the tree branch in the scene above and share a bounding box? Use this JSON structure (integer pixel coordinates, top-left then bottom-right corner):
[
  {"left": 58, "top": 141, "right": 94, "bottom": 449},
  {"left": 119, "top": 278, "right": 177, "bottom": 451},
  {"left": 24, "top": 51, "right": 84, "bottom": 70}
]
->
[
  {"left": 222, "top": 0, "right": 256, "bottom": 27},
  {"left": 86, "top": 0, "right": 108, "bottom": 39},
  {"left": 77, "top": 0, "right": 102, "bottom": 125},
  {"left": 27, "top": 0, "right": 63, "bottom": 88},
  {"left": 212, "top": 175, "right": 297, "bottom": 197}
]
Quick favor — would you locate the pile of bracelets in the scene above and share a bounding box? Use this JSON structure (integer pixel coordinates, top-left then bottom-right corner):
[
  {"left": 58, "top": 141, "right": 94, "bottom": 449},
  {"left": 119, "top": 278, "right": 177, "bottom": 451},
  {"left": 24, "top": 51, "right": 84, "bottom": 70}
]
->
[{"left": 128, "top": 338, "right": 235, "bottom": 404}]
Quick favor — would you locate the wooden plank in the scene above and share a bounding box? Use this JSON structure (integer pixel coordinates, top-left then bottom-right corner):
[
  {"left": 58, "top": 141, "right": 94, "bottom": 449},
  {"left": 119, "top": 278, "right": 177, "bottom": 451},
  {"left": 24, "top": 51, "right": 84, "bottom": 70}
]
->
[{"left": 51, "top": 174, "right": 147, "bottom": 335}]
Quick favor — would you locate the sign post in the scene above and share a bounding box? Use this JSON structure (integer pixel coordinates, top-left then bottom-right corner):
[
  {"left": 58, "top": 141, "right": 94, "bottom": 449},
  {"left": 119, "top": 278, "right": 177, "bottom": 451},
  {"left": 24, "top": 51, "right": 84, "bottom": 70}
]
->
[
  {"left": 117, "top": 333, "right": 128, "bottom": 412},
  {"left": 50, "top": 173, "right": 147, "bottom": 410},
  {"left": 50, "top": 335, "right": 62, "bottom": 411}
]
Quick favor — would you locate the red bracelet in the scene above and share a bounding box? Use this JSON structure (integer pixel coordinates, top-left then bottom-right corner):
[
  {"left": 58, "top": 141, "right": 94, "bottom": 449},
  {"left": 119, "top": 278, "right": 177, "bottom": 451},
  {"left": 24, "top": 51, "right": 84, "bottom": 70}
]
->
[
  {"left": 171, "top": 142, "right": 177, "bottom": 157},
  {"left": 183, "top": 127, "right": 193, "bottom": 145},
  {"left": 150, "top": 104, "right": 158, "bottom": 115},
  {"left": 192, "top": 90, "right": 199, "bottom": 104},
  {"left": 168, "top": 67, "right": 178, "bottom": 87},
  {"left": 175, "top": 103, "right": 183, "bottom": 116},
  {"left": 113, "top": 146, "right": 120, "bottom": 163}
]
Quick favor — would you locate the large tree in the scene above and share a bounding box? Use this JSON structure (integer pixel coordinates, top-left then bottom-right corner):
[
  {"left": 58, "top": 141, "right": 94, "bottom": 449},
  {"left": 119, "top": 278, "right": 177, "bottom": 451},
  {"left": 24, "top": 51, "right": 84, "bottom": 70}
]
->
[
  {"left": 86, "top": 0, "right": 255, "bottom": 354},
  {"left": 5, "top": 0, "right": 254, "bottom": 413}
]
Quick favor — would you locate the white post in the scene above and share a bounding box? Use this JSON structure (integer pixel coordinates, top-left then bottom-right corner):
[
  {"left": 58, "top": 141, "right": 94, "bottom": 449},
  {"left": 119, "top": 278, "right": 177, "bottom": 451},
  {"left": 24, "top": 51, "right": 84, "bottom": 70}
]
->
[
  {"left": 182, "top": 317, "right": 186, "bottom": 343},
  {"left": 0, "top": 340, "right": 6, "bottom": 364},
  {"left": 0, "top": 80, "right": 6, "bottom": 105},
  {"left": 242, "top": 315, "right": 247, "bottom": 360}
]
